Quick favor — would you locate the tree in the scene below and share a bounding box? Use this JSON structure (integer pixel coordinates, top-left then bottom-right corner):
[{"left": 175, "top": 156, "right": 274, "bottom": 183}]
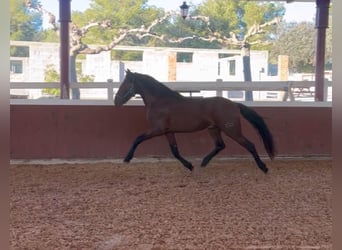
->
[
  {"left": 269, "top": 2, "right": 332, "bottom": 74},
  {"left": 270, "top": 22, "right": 316, "bottom": 73},
  {"left": 11, "top": 0, "right": 43, "bottom": 41},
  {"left": 195, "top": 0, "right": 284, "bottom": 100},
  {"left": 194, "top": 0, "right": 284, "bottom": 48}
]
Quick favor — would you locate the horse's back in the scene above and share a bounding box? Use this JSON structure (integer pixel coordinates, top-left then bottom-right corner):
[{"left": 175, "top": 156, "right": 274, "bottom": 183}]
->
[
  {"left": 177, "top": 96, "right": 240, "bottom": 125},
  {"left": 204, "top": 96, "right": 240, "bottom": 116}
]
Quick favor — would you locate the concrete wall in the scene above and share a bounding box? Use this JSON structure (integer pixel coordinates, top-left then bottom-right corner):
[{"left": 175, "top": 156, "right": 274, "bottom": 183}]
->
[{"left": 10, "top": 105, "right": 331, "bottom": 160}]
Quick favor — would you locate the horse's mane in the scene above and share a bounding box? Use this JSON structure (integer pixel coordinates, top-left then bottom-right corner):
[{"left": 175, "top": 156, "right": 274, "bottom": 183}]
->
[{"left": 132, "top": 72, "right": 183, "bottom": 99}]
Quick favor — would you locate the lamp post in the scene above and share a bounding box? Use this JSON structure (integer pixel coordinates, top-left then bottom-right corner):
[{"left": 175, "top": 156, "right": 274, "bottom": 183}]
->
[{"left": 180, "top": 1, "right": 189, "bottom": 19}]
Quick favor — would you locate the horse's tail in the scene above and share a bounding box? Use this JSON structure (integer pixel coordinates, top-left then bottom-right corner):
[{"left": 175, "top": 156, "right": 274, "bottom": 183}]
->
[{"left": 237, "top": 103, "right": 276, "bottom": 159}]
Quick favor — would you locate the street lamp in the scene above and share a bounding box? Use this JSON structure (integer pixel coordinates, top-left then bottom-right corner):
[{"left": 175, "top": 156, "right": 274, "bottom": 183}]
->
[{"left": 180, "top": 1, "right": 189, "bottom": 19}]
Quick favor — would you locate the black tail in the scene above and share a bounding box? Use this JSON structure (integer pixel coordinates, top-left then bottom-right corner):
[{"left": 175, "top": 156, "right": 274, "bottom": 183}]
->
[{"left": 238, "top": 103, "right": 276, "bottom": 159}]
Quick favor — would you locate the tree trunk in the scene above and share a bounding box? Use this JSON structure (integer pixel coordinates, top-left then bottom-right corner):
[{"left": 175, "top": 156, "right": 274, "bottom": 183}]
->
[
  {"left": 242, "top": 42, "right": 253, "bottom": 101},
  {"left": 70, "top": 54, "right": 80, "bottom": 100}
]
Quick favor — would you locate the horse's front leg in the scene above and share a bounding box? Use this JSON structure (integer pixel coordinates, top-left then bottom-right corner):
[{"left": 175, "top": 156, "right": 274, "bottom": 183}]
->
[
  {"left": 124, "top": 129, "right": 164, "bottom": 163},
  {"left": 165, "top": 133, "right": 193, "bottom": 171}
]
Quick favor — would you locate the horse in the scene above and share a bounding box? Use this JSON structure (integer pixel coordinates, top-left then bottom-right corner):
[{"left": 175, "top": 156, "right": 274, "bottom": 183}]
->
[{"left": 114, "top": 69, "right": 275, "bottom": 173}]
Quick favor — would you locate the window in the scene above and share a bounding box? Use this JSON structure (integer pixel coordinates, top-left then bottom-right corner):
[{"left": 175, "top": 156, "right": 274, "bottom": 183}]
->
[
  {"left": 177, "top": 52, "right": 193, "bottom": 63},
  {"left": 10, "top": 60, "right": 23, "bottom": 74},
  {"left": 218, "top": 53, "right": 234, "bottom": 59},
  {"left": 229, "top": 60, "right": 236, "bottom": 76},
  {"left": 10, "top": 46, "right": 29, "bottom": 57}
]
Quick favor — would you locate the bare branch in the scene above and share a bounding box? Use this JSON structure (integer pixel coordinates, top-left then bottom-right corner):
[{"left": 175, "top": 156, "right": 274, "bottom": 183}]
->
[
  {"left": 73, "top": 11, "right": 182, "bottom": 55},
  {"left": 24, "top": 1, "right": 58, "bottom": 31},
  {"left": 244, "top": 16, "right": 281, "bottom": 41},
  {"left": 26, "top": 0, "right": 279, "bottom": 55}
]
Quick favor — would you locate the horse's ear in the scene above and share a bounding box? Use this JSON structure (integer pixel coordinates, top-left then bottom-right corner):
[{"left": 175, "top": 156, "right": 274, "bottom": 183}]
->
[{"left": 125, "top": 69, "right": 131, "bottom": 74}]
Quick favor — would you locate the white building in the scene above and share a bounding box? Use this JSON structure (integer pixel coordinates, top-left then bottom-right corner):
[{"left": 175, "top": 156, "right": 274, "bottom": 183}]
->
[{"left": 10, "top": 41, "right": 270, "bottom": 99}]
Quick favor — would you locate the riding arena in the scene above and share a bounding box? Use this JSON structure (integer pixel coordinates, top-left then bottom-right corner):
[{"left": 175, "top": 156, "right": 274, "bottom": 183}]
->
[{"left": 10, "top": 70, "right": 332, "bottom": 249}]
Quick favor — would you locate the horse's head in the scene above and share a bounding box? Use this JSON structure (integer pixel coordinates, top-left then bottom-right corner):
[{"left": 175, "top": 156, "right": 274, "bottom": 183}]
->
[{"left": 114, "top": 69, "right": 136, "bottom": 106}]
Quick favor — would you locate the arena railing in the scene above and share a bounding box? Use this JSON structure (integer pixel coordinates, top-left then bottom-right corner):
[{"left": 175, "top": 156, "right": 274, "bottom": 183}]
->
[{"left": 10, "top": 80, "right": 332, "bottom": 106}]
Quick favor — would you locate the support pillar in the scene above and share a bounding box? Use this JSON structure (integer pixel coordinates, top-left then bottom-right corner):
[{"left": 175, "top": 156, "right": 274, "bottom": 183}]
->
[
  {"left": 59, "top": 0, "right": 71, "bottom": 99},
  {"left": 314, "top": 0, "right": 330, "bottom": 101},
  {"left": 168, "top": 52, "right": 177, "bottom": 81}
]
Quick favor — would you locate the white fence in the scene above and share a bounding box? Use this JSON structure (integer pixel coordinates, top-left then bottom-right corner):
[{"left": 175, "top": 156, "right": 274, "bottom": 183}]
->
[{"left": 10, "top": 80, "right": 332, "bottom": 106}]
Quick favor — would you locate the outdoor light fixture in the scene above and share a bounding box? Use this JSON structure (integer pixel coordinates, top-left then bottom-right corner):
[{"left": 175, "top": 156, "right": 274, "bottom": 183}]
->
[{"left": 180, "top": 1, "right": 189, "bottom": 19}]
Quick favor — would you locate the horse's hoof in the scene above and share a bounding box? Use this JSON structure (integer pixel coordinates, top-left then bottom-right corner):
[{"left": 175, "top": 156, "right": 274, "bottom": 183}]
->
[
  {"left": 261, "top": 167, "right": 268, "bottom": 174},
  {"left": 200, "top": 158, "right": 209, "bottom": 167},
  {"left": 185, "top": 164, "right": 194, "bottom": 171},
  {"left": 200, "top": 162, "right": 208, "bottom": 167}
]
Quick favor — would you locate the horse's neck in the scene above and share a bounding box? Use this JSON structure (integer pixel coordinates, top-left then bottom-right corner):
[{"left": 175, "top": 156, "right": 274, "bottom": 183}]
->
[
  {"left": 137, "top": 88, "right": 161, "bottom": 106},
  {"left": 138, "top": 91, "right": 151, "bottom": 105},
  {"left": 135, "top": 80, "right": 171, "bottom": 105}
]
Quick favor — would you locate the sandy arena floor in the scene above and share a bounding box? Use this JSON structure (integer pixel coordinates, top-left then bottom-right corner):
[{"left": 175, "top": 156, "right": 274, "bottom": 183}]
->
[{"left": 10, "top": 158, "right": 332, "bottom": 250}]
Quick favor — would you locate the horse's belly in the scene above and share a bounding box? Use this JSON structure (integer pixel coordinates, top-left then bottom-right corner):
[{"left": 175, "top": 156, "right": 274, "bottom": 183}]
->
[{"left": 168, "top": 112, "right": 211, "bottom": 132}]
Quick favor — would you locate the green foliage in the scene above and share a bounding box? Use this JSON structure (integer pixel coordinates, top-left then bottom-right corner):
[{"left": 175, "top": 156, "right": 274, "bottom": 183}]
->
[
  {"left": 70, "top": 0, "right": 284, "bottom": 52},
  {"left": 10, "top": 0, "right": 43, "bottom": 41},
  {"left": 149, "top": 0, "right": 285, "bottom": 50},
  {"left": 78, "top": 0, "right": 160, "bottom": 45},
  {"left": 43, "top": 64, "right": 60, "bottom": 96},
  {"left": 270, "top": 22, "right": 316, "bottom": 73},
  {"left": 198, "top": 0, "right": 241, "bottom": 34},
  {"left": 78, "top": 74, "right": 95, "bottom": 83},
  {"left": 40, "top": 29, "right": 59, "bottom": 43},
  {"left": 111, "top": 50, "right": 143, "bottom": 61},
  {"left": 241, "top": 2, "right": 284, "bottom": 44},
  {"left": 199, "top": 0, "right": 284, "bottom": 43},
  {"left": 267, "top": 5, "right": 332, "bottom": 73},
  {"left": 76, "top": 62, "right": 95, "bottom": 82},
  {"left": 43, "top": 63, "right": 94, "bottom": 96}
]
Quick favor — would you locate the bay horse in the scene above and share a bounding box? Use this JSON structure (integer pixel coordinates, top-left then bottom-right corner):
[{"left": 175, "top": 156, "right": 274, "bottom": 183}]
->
[{"left": 114, "top": 69, "right": 275, "bottom": 173}]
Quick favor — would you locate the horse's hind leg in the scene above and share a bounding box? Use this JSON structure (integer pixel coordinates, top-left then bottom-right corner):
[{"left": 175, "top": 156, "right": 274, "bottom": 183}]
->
[
  {"left": 201, "top": 127, "right": 225, "bottom": 167},
  {"left": 165, "top": 133, "right": 193, "bottom": 171},
  {"left": 220, "top": 118, "right": 268, "bottom": 173},
  {"left": 230, "top": 134, "right": 268, "bottom": 173}
]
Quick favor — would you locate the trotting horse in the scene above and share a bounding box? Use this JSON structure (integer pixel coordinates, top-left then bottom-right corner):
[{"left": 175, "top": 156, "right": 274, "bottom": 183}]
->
[{"left": 114, "top": 69, "right": 275, "bottom": 173}]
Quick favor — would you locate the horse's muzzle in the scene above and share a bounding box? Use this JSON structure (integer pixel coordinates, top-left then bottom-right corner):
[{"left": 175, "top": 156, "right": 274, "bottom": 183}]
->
[{"left": 114, "top": 95, "right": 123, "bottom": 106}]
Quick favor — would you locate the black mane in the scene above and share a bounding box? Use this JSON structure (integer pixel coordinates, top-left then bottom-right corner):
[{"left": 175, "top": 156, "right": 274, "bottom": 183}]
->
[{"left": 132, "top": 72, "right": 183, "bottom": 99}]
